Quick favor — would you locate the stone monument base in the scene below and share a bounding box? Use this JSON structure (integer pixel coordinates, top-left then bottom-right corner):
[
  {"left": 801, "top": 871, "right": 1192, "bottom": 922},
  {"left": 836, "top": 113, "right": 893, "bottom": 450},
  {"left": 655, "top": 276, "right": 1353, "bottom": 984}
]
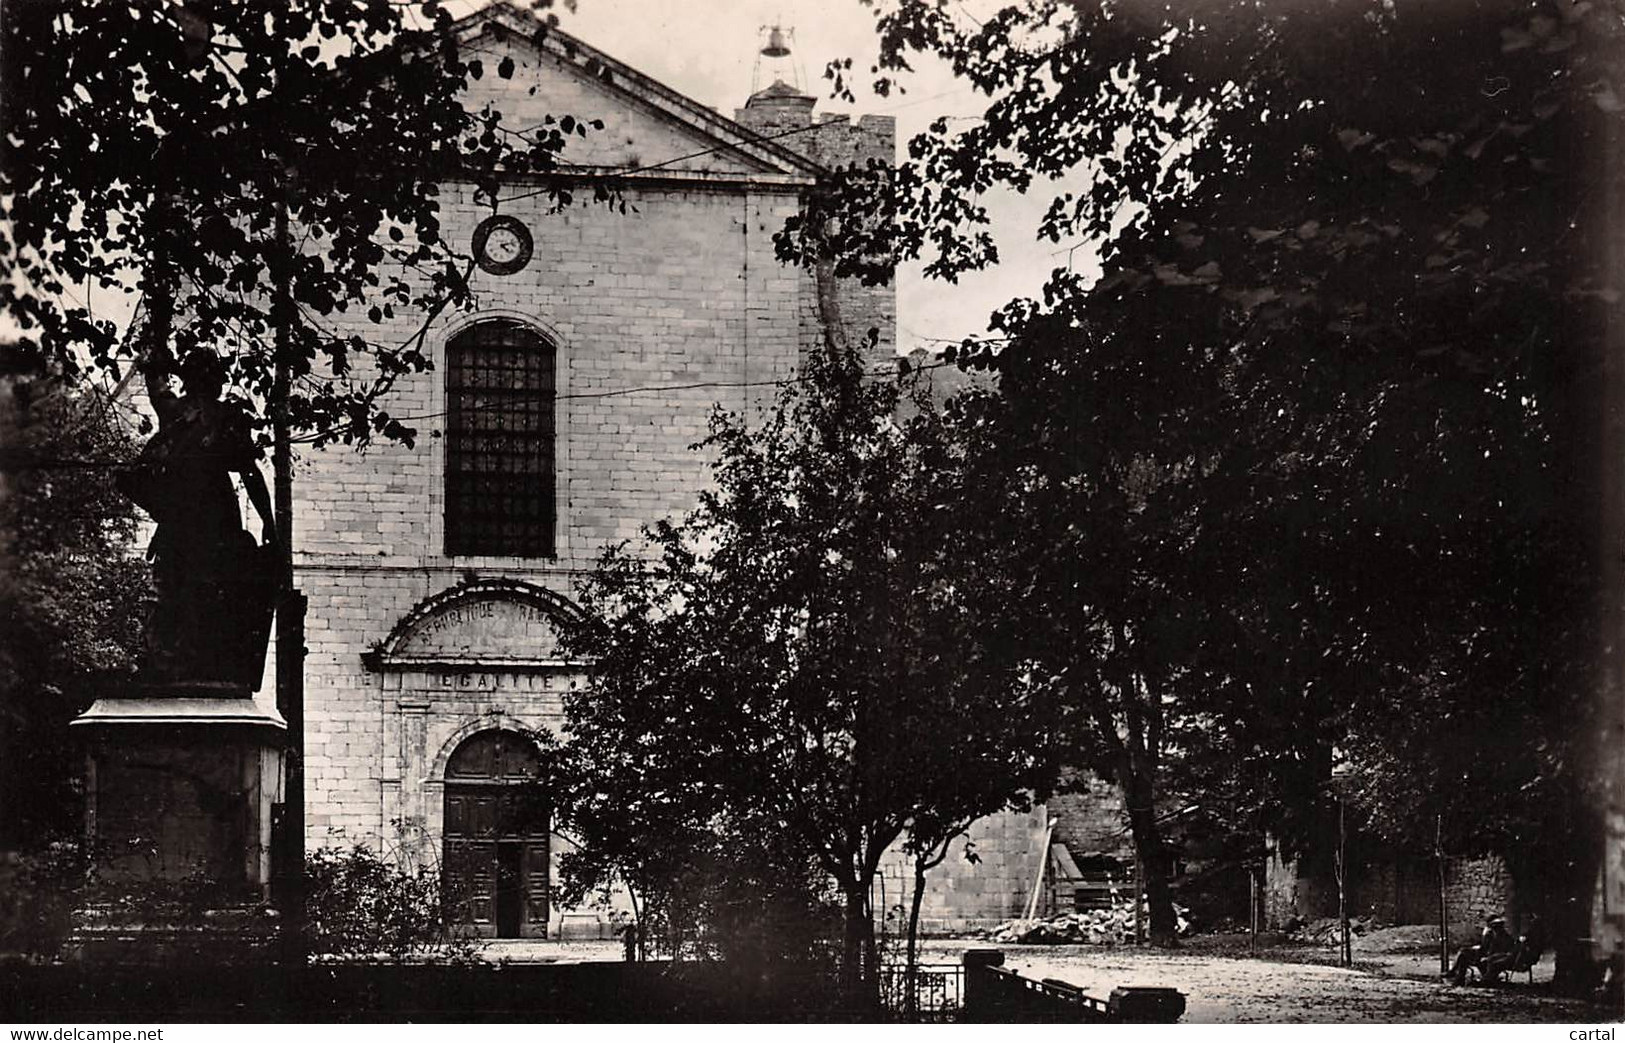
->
[
  {"left": 70, "top": 678, "right": 286, "bottom": 965},
  {"left": 65, "top": 903, "right": 281, "bottom": 966}
]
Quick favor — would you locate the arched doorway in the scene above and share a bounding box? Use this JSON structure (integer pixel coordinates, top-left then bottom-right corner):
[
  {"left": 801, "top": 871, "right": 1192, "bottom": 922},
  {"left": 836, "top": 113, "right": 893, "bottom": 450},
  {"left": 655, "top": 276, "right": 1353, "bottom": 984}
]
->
[{"left": 442, "top": 729, "right": 549, "bottom": 938}]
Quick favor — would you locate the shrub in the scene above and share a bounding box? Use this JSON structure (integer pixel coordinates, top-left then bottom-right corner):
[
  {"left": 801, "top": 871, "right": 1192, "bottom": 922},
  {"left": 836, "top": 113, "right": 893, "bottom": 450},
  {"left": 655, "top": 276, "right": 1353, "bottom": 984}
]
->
[
  {"left": 305, "top": 844, "right": 477, "bottom": 963},
  {"left": 0, "top": 838, "right": 90, "bottom": 960}
]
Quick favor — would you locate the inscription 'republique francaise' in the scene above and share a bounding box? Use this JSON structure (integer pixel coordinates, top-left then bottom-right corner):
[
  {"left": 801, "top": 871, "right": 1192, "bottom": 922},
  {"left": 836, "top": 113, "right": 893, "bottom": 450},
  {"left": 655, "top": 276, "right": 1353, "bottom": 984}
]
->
[{"left": 398, "top": 597, "right": 561, "bottom": 659}]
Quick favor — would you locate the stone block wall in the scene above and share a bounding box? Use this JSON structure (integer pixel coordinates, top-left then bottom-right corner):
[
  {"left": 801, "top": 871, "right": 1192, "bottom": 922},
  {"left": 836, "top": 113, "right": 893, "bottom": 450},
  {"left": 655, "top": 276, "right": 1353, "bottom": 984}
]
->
[
  {"left": 1048, "top": 777, "right": 1134, "bottom": 864},
  {"left": 871, "top": 806, "right": 1049, "bottom": 935},
  {"left": 286, "top": 570, "right": 594, "bottom": 846},
  {"left": 735, "top": 87, "right": 897, "bottom": 376},
  {"left": 267, "top": 167, "right": 819, "bottom": 844},
  {"left": 795, "top": 115, "right": 897, "bottom": 375},
  {"left": 276, "top": 96, "right": 895, "bottom": 856},
  {"left": 257, "top": 11, "right": 921, "bottom": 932},
  {"left": 286, "top": 177, "right": 806, "bottom": 571},
  {"left": 1355, "top": 858, "right": 1442, "bottom": 926}
]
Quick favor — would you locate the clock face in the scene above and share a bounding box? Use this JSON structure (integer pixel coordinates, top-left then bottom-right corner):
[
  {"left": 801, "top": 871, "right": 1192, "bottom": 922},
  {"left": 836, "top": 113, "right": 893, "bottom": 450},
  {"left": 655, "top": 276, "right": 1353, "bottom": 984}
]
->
[
  {"left": 472, "top": 215, "right": 533, "bottom": 276},
  {"left": 486, "top": 227, "right": 524, "bottom": 263}
]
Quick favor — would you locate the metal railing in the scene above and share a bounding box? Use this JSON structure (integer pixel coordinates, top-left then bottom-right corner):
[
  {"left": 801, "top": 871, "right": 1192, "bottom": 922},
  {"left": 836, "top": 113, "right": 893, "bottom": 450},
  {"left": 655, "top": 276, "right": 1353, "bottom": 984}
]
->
[
  {"left": 960, "top": 948, "right": 1187, "bottom": 1023},
  {"left": 878, "top": 961, "right": 965, "bottom": 1021},
  {"left": 968, "top": 962, "right": 1113, "bottom": 1022}
]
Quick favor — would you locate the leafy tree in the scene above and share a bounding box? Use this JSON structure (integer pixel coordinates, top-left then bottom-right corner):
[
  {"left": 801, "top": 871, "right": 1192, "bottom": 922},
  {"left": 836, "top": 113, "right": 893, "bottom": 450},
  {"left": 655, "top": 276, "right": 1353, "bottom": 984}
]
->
[
  {"left": 948, "top": 328, "right": 1252, "bottom": 944},
  {"left": 0, "top": 374, "right": 152, "bottom": 848},
  {"left": 810, "top": 0, "right": 1623, "bottom": 961},
  {"left": 2, "top": 0, "right": 602, "bottom": 447},
  {"left": 548, "top": 722, "right": 832, "bottom": 965},
  {"left": 552, "top": 761, "right": 840, "bottom": 968},
  {"left": 559, "top": 349, "right": 1060, "bottom": 1009}
]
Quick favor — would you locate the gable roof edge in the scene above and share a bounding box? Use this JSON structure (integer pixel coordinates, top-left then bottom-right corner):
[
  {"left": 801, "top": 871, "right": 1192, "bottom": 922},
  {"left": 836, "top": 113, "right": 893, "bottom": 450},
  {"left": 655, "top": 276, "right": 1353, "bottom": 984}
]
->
[{"left": 454, "top": 2, "right": 829, "bottom": 180}]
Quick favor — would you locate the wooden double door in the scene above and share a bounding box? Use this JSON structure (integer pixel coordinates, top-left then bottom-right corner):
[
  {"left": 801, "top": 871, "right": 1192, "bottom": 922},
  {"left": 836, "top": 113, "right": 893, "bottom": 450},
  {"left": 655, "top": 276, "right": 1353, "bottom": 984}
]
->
[{"left": 442, "top": 731, "right": 549, "bottom": 938}]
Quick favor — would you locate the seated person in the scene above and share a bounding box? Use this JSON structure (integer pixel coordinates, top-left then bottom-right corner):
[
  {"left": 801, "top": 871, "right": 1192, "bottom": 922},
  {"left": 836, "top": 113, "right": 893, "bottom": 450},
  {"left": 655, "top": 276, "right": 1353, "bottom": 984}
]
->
[
  {"left": 1509, "top": 915, "right": 1545, "bottom": 975},
  {"left": 1450, "top": 915, "right": 1516, "bottom": 985}
]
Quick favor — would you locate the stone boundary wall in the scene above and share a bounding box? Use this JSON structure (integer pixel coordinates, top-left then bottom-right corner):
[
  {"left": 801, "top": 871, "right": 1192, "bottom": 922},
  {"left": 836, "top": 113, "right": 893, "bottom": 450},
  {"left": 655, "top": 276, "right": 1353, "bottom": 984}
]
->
[
  {"left": 1443, "top": 854, "right": 1517, "bottom": 939},
  {"left": 1264, "top": 847, "right": 1515, "bottom": 938}
]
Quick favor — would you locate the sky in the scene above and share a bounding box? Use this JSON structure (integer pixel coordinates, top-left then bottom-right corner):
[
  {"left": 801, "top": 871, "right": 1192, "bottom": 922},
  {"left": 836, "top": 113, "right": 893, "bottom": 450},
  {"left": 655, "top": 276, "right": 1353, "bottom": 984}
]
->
[
  {"left": 42, "top": 0, "right": 1094, "bottom": 358},
  {"left": 472, "top": 0, "right": 1091, "bottom": 354}
]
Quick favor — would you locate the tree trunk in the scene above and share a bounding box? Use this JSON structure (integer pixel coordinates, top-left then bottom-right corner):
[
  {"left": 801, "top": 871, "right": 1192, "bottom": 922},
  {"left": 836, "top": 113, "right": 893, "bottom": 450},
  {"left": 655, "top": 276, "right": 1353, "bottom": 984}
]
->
[
  {"left": 1121, "top": 761, "right": 1179, "bottom": 946},
  {"left": 861, "top": 886, "right": 880, "bottom": 1005},
  {"left": 1548, "top": 806, "right": 1606, "bottom": 996},
  {"left": 904, "top": 856, "right": 928, "bottom": 1019},
  {"left": 813, "top": 244, "right": 853, "bottom": 366},
  {"left": 623, "top": 879, "right": 644, "bottom": 962},
  {"left": 137, "top": 240, "right": 177, "bottom": 387},
  {"left": 1549, "top": 89, "right": 1623, "bottom": 1002},
  {"left": 840, "top": 882, "right": 880, "bottom": 1015},
  {"left": 1436, "top": 831, "right": 1450, "bottom": 975},
  {"left": 1335, "top": 796, "right": 1351, "bottom": 967}
]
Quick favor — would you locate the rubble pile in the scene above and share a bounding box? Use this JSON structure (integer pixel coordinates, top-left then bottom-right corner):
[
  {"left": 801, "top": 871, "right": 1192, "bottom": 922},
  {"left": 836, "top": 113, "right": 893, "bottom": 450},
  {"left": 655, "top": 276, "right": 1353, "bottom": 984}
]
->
[
  {"left": 983, "top": 901, "right": 1193, "bottom": 945},
  {"left": 1288, "top": 915, "right": 1379, "bottom": 947}
]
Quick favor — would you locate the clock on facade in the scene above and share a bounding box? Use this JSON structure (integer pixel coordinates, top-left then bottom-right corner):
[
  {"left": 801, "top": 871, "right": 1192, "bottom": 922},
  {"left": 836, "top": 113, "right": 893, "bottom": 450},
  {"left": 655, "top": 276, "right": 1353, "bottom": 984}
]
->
[{"left": 471, "top": 214, "right": 533, "bottom": 276}]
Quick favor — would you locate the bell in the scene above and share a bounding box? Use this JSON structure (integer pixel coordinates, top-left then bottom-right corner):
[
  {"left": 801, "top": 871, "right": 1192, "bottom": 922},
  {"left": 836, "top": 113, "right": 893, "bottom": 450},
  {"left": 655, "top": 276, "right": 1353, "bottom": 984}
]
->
[{"left": 761, "top": 26, "right": 791, "bottom": 58}]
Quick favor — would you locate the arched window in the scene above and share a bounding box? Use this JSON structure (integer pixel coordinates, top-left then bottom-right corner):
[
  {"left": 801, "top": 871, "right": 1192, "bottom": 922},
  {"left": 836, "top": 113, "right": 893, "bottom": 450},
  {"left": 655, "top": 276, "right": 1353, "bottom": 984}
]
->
[{"left": 444, "top": 320, "right": 555, "bottom": 558}]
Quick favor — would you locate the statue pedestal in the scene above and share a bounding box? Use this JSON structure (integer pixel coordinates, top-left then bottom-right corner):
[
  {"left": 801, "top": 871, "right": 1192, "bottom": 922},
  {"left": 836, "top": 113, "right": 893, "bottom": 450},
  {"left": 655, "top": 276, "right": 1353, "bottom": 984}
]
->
[{"left": 68, "top": 680, "right": 286, "bottom": 965}]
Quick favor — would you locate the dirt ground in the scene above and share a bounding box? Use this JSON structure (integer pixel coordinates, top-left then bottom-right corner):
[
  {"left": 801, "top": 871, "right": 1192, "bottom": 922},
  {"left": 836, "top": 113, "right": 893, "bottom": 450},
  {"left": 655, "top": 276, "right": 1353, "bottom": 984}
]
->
[
  {"left": 491, "top": 934, "right": 1619, "bottom": 1023},
  {"left": 922, "top": 935, "right": 1616, "bottom": 1024}
]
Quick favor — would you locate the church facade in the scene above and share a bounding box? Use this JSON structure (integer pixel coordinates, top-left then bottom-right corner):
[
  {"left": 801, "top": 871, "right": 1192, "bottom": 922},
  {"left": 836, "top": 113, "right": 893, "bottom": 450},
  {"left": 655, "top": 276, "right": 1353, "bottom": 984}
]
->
[{"left": 269, "top": 2, "right": 1044, "bottom": 939}]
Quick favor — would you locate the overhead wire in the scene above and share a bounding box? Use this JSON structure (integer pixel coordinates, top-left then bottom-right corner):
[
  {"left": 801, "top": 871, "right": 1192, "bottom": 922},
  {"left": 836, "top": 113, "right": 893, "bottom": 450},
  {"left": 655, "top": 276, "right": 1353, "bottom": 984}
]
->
[
  {"left": 21, "top": 356, "right": 967, "bottom": 467},
  {"left": 34, "top": 64, "right": 992, "bottom": 465},
  {"left": 494, "top": 83, "right": 978, "bottom": 206},
  {"left": 287, "top": 355, "right": 964, "bottom": 445}
]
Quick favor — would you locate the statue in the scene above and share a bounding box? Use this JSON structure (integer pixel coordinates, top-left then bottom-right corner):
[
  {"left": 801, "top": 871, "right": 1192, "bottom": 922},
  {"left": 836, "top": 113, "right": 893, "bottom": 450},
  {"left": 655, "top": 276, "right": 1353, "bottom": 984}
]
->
[
  {"left": 118, "top": 349, "right": 280, "bottom": 688},
  {"left": 70, "top": 343, "right": 289, "bottom": 962}
]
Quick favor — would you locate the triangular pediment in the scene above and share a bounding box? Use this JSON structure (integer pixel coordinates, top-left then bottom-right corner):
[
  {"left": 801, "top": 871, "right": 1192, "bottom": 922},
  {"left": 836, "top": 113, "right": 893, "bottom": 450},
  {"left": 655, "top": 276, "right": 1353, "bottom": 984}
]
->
[{"left": 452, "top": 4, "right": 822, "bottom": 181}]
